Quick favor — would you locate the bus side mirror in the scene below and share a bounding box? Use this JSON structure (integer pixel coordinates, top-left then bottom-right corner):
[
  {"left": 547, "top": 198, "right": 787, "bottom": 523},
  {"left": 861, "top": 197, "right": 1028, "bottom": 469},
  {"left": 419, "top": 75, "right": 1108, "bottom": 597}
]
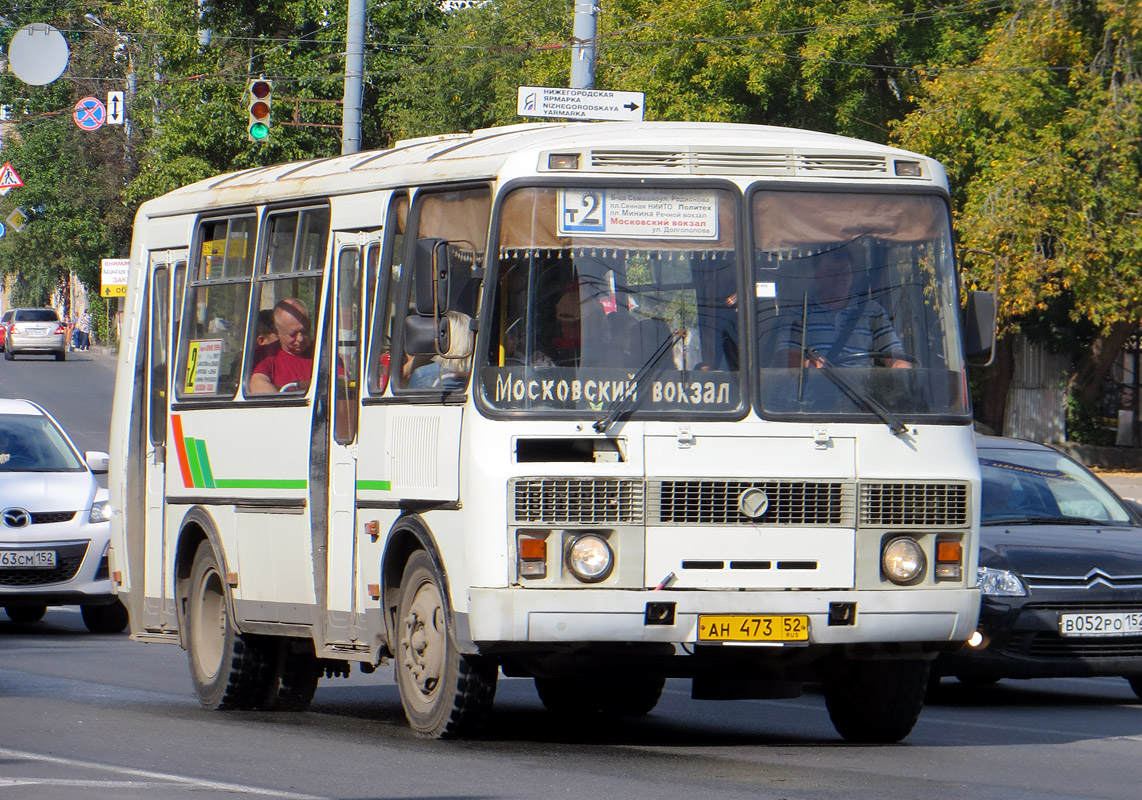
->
[
  {"left": 414, "top": 237, "right": 451, "bottom": 315},
  {"left": 962, "top": 291, "right": 996, "bottom": 367},
  {"left": 403, "top": 315, "right": 439, "bottom": 356}
]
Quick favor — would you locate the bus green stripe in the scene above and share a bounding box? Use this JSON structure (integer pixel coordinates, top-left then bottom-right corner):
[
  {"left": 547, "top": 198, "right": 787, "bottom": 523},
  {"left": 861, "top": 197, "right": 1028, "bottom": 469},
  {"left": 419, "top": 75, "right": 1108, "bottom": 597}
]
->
[
  {"left": 194, "top": 439, "right": 216, "bottom": 489},
  {"left": 357, "top": 479, "right": 392, "bottom": 491},
  {"left": 215, "top": 478, "right": 309, "bottom": 489},
  {"left": 185, "top": 438, "right": 205, "bottom": 488}
]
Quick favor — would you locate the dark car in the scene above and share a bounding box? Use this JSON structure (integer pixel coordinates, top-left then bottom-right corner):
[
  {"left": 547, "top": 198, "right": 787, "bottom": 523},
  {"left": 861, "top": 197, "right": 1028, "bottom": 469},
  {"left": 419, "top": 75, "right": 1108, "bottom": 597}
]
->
[{"left": 933, "top": 435, "right": 1142, "bottom": 698}]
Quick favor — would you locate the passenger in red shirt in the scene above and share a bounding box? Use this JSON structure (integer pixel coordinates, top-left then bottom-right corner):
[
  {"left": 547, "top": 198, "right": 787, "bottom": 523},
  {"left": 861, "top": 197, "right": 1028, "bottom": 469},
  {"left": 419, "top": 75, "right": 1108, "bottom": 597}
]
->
[{"left": 249, "top": 298, "right": 313, "bottom": 394}]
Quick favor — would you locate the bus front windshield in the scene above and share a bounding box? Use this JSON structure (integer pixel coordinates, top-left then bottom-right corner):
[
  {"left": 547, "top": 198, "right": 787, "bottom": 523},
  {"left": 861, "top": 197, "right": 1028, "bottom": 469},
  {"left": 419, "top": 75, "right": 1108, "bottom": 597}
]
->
[
  {"left": 752, "top": 190, "right": 969, "bottom": 422},
  {"left": 481, "top": 185, "right": 743, "bottom": 418}
]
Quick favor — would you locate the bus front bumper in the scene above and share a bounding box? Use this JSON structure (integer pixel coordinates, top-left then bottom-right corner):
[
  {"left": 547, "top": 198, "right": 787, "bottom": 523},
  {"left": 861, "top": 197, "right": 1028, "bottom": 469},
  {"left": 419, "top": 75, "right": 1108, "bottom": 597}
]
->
[{"left": 466, "top": 586, "right": 981, "bottom": 646}]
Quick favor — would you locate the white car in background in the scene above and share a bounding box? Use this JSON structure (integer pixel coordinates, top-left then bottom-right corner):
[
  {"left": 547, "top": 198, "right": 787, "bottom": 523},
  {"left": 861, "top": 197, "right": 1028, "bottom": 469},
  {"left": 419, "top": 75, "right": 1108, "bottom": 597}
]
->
[{"left": 0, "top": 399, "right": 126, "bottom": 632}]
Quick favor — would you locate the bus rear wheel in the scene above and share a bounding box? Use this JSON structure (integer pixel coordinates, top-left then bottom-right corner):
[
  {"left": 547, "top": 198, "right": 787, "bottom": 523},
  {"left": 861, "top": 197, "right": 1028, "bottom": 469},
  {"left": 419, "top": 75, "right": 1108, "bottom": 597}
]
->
[
  {"left": 259, "top": 638, "right": 320, "bottom": 711},
  {"left": 823, "top": 658, "right": 929, "bottom": 743},
  {"left": 185, "top": 542, "right": 267, "bottom": 710},
  {"left": 394, "top": 550, "right": 496, "bottom": 738}
]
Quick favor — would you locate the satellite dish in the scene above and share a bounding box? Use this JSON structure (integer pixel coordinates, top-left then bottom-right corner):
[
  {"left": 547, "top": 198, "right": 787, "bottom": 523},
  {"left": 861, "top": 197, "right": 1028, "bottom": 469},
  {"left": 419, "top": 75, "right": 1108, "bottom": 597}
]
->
[{"left": 7, "top": 23, "right": 70, "bottom": 86}]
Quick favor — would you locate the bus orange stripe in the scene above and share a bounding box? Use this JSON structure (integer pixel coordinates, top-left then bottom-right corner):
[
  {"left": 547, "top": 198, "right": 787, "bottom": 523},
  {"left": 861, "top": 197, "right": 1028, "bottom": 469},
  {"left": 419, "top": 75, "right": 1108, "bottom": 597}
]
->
[{"left": 170, "top": 414, "right": 194, "bottom": 488}]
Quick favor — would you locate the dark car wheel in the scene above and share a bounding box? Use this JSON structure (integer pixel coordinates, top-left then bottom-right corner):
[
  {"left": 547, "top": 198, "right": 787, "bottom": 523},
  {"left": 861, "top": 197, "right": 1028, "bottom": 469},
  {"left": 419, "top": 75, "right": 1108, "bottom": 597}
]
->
[
  {"left": 5, "top": 605, "right": 47, "bottom": 623},
  {"left": 4, "top": 348, "right": 13, "bottom": 361},
  {"left": 1127, "top": 675, "right": 1142, "bottom": 701},
  {"left": 55, "top": 349, "right": 67, "bottom": 362},
  {"left": 81, "top": 600, "right": 129, "bottom": 633}
]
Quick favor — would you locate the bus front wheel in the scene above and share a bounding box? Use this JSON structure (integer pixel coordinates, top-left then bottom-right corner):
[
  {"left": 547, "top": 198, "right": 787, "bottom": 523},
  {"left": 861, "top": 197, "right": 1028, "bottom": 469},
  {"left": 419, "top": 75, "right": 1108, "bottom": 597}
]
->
[
  {"left": 394, "top": 550, "right": 496, "bottom": 738},
  {"left": 823, "top": 658, "right": 929, "bottom": 743},
  {"left": 185, "top": 542, "right": 267, "bottom": 710}
]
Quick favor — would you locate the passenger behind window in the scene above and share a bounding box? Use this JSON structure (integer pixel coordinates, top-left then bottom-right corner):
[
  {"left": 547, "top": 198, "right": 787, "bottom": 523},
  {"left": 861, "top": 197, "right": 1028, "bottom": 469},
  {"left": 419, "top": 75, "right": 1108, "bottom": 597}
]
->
[
  {"left": 248, "top": 298, "right": 314, "bottom": 394},
  {"left": 252, "top": 308, "right": 280, "bottom": 363},
  {"left": 406, "top": 311, "right": 474, "bottom": 390}
]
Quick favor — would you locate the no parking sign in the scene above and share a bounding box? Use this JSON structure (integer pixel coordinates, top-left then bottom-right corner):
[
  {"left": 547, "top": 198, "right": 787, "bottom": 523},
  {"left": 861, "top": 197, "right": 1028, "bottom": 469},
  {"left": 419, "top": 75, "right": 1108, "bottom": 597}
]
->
[{"left": 73, "top": 96, "right": 107, "bottom": 131}]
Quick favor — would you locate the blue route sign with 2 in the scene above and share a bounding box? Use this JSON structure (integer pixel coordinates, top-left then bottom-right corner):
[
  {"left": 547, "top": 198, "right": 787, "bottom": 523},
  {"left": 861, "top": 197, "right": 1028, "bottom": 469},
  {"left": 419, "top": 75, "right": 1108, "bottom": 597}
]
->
[{"left": 74, "top": 97, "right": 107, "bottom": 131}]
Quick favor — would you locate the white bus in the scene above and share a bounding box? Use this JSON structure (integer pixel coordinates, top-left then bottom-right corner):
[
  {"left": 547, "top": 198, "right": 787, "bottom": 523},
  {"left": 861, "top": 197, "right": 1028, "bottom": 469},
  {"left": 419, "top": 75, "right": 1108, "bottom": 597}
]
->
[{"left": 110, "top": 121, "right": 994, "bottom": 743}]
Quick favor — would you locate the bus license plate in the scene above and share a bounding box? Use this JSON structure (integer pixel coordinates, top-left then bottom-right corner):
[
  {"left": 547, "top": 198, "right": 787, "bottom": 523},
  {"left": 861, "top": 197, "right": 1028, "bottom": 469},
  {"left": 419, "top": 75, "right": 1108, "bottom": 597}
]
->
[
  {"left": 698, "top": 615, "right": 809, "bottom": 642},
  {"left": 0, "top": 550, "right": 57, "bottom": 568},
  {"left": 1058, "top": 611, "right": 1142, "bottom": 637}
]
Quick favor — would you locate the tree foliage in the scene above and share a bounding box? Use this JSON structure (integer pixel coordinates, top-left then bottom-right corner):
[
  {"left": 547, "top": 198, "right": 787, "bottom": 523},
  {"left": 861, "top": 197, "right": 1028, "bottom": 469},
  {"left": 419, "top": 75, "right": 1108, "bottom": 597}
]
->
[
  {"left": 893, "top": 0, "right": 1142, "bottom": 421},
  {"left": 1, "top": 0, "right": 1138, "bottom": 436}
]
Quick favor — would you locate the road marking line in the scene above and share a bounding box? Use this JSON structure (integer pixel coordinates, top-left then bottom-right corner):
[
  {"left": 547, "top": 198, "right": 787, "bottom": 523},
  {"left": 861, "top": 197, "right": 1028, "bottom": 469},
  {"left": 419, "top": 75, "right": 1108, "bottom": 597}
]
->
[{"left": 0, "top": 748, "right": 325, "bottom": 799}]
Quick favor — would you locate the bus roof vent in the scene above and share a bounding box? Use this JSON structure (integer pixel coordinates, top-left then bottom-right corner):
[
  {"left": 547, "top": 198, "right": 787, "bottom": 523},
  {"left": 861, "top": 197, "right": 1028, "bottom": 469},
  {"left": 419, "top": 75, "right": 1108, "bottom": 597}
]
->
[
  {"left": 587, "top": 150, "right": 889, "bottom": 176},
  {"left": 798, "top": 154, "right": 889, "bottom": 173}
]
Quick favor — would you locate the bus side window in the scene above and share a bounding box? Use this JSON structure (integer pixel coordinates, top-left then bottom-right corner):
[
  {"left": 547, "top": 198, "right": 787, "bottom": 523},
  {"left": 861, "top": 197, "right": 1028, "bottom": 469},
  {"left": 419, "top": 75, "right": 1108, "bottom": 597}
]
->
[
  {"left": 176, "top": 216, "right": 256, "bottom": 399},
  {"left": 244, "top": 206, "right": 330, "bottom": 396}
]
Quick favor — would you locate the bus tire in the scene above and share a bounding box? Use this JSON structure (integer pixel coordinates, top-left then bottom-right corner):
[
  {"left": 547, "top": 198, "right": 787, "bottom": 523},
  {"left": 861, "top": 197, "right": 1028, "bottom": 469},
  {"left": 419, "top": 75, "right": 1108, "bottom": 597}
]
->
[
  {"left": 823, "top": 659, "right": 928, "bottom": 743},
  {"left": 259, "top": 638, "right": 320, "bottom": 711},
  {"left": 185, "top": 542, "right": 267, "bottom": 710},
  {"left": 535, "top": 675, "right": 665, "bottom": 716},
  {"left": 394, "top": 550, "right": 496, "bottom": 738}
]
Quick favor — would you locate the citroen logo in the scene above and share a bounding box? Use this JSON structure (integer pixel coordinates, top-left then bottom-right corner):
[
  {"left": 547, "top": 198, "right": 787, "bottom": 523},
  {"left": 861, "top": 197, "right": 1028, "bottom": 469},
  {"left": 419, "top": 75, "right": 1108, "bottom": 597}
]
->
[
  {"left": 2, "top": 508, "right": 31, "bottom": 528},
  {"left": 738, "top": 488, "right": 770, "bottom": 519}
]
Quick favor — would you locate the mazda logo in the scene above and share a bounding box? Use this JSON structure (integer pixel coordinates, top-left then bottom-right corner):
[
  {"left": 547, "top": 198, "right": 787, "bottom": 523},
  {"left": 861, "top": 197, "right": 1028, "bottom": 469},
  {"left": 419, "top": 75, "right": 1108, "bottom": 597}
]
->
[{"left": 2, "top": 508, "right": 30, "bottom": 528}]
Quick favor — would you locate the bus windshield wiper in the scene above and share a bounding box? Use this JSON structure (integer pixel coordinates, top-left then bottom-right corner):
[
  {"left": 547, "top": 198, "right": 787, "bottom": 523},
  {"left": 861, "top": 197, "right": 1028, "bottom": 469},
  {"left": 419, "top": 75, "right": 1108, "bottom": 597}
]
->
[
  {"left": 804, "top": 347, "right": 907, "bottom": 435},
  {"left": 594, "top": 330, "right": 682, "bottom": 434}
]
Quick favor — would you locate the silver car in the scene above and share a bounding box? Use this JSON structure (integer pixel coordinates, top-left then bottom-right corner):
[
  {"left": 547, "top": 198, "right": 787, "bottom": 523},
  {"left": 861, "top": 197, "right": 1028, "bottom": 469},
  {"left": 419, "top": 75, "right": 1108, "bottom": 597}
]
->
[
  {"left": 0, "top": 399, "right": 126, "bottom": 632},
  {"left": 4, "top": 308, "right": 67, "bottom": 361}
]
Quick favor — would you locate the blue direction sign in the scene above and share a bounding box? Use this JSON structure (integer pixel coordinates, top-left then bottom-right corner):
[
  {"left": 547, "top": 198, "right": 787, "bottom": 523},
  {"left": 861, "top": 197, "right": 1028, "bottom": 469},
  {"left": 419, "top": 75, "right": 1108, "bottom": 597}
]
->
[{"left": 73, "top": 96, "right": 107, "bottom": 131}]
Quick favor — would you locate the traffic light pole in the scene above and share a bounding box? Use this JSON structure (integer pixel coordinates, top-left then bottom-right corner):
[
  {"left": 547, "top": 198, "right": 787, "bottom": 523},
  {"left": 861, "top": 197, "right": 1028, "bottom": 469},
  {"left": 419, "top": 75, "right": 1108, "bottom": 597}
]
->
[{"left": 341, "top": 0, "right": 365, "bottom": 154}]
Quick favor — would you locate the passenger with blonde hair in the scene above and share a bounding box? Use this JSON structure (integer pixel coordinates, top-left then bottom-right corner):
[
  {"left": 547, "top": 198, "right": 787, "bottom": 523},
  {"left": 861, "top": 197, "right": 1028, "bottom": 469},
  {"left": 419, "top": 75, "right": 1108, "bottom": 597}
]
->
[{"left": 407, "top": 311, "right": 474, "bottom": 390}]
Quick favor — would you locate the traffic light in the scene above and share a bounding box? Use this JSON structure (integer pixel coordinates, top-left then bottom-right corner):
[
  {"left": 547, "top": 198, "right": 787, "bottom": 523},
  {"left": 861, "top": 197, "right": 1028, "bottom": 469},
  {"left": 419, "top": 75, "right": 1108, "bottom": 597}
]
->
[{"left": 247, "top": 78, "right": 272, "bottom": 141}]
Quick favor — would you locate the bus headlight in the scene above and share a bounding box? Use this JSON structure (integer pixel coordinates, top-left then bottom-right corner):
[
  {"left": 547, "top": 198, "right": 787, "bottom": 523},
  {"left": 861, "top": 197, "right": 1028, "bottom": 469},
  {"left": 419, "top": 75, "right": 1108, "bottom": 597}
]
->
[
  {"left": 882, "top": 536, "right": 926, "bottom": 585},
  {"left": 566, "top": 534, "right": 613, "bottom": 583}
]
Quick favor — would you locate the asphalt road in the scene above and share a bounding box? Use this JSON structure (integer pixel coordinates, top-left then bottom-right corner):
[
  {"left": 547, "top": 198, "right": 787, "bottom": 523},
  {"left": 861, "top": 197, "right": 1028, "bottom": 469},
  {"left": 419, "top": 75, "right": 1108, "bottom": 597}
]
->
[
  {"left": 2, "top": 606, "right": 1141, "bottom": 800},
  {"left": 2, "top": 348, "right": 1141, "bottom": 799}
]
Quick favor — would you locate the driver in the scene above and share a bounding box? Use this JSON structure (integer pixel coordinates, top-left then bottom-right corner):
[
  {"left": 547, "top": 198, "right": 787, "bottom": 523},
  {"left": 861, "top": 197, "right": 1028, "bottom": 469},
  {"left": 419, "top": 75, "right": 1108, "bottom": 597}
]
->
[{"left": 781, "top": 249, "right": 911, "bottom": 369}]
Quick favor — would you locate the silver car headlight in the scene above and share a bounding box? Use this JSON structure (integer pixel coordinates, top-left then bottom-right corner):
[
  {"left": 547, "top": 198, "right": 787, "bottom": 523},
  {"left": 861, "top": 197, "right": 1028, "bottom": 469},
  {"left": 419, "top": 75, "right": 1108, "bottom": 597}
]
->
[
  {"left": 89, "top": 500, "right": 113, "bottom": 524},
  {"left": 977, "top": 566, "right": 1027, "bottom": 596}
]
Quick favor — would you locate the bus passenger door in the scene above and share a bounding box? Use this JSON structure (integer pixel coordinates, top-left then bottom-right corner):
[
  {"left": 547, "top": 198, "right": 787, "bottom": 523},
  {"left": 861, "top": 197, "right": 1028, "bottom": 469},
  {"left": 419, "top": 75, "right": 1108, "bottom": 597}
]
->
[
  {"left": 143, "top": 252, "right": 185, "bottom": 630},
  {"left": 323, "top": 231, "right": 378, "bottom": 645}
]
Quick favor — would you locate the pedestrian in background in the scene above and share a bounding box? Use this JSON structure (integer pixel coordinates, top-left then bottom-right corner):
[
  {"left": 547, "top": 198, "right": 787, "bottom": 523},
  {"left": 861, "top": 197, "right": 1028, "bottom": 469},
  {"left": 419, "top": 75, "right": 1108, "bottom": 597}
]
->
[{"left": 77, "top": 311, "right": 92, "bottom": 351}]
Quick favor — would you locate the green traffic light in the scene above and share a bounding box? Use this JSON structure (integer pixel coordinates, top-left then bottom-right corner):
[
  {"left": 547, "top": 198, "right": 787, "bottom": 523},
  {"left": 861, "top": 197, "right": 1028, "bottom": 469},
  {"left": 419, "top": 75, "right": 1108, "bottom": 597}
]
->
[{"left": 249, "top": 122, "right": 270, "bottom": 141}]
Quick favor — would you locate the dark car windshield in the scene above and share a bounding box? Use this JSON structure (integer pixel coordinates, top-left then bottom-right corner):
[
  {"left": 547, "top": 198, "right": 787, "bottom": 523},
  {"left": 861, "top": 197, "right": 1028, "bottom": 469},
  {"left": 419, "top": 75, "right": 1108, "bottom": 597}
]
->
[
  {"left": 14, "top": 309, "right": 60, "bottom": 323},
  {"left": 980, "top": 446, "right": 1133, "bottom": 525},
  {"left": 0, "top": 414, "right": 85, "bottom": 472}
]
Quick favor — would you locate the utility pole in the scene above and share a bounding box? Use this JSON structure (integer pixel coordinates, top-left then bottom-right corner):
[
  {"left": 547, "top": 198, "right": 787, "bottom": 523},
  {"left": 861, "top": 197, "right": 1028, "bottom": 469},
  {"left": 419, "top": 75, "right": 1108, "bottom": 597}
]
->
[
  {"left": 342, "top": 0, "right": 365, "bottom": 154},
  {"left": 570, "top": 0, "right": 599, "bottom": 90}
]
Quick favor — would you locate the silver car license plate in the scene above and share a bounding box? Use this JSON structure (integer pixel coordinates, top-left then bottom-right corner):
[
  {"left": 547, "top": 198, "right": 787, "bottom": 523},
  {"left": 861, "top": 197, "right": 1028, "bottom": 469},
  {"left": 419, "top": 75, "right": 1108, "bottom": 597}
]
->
[
  {"left": 28, "top": 326, "right": 49, "bottom": 336},
  {"left": 0, "top": 550, "right": 57, "bottom": 568},
  {"left": 1058, "top": 611, "right": 1142, "bottom": 637}
]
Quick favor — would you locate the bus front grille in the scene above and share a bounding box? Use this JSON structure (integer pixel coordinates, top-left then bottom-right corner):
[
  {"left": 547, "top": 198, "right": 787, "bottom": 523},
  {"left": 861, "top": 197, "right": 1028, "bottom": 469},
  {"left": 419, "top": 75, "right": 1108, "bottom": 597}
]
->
[
  {"left": 859, "top": 482, "right": 970, "bottom": 527},
  {"left": 650, "top": 480, "right": 853, "bottom": 526},
  {"left": 511, "top": 478, "right": 645, "bottom": 525}
]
